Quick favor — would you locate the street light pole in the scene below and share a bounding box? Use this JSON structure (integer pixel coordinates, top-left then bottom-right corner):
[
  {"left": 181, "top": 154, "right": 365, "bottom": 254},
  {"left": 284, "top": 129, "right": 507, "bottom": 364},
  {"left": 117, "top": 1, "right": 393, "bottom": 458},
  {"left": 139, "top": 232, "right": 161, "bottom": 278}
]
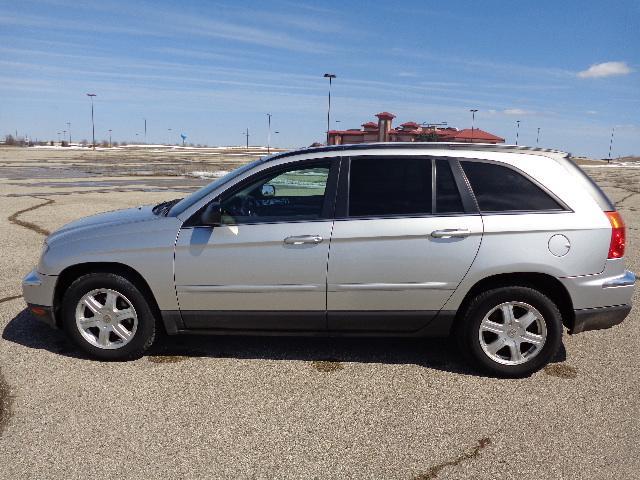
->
[
  {"left": 323, "top": 73, "right": 336, "bottom": 144},
  {"left": 86, "top": 93, "right": 96, "bottom": 150},
  {"left": 144, "top": 118, "right": 147, "bottom": 143},
  {"left": 515, "top": 120, "right": 521, "bottom": 146},
  {"left": 608, "top": 127, "right": 615, "bottom": 163},
  {"left": 470, "top": 109, "right": 478, "bottom": 143},
  {"left": 244, "top": 128, "right": 249, "bottom": 150},
  {"left": 266, "top": 113, "right": 272, "bottom": 154},
  {"left": 67, "top": 121, "right": 71, "bottom": 144},
  {"left": 108, "top": 129, "right": 112, "bottom": 148},
  {"left": 536, "top": 127, "right": 540, "bottom": 146}
]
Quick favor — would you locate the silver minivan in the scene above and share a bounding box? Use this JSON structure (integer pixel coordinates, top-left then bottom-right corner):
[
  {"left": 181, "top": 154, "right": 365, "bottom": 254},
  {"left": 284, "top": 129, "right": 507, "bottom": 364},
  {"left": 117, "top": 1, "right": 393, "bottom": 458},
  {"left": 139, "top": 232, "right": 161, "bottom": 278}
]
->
[{"left": 22, "top": 143, "right": 635, "bottom": 376}]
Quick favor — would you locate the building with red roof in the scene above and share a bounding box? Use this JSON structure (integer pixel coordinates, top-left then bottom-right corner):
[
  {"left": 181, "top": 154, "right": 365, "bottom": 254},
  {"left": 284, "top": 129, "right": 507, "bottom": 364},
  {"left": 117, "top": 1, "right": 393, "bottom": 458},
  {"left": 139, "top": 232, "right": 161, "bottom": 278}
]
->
[
  {"left": 328, "top": 112, "right": 505, "bottom": 145},
  {"left": 440, "top": 128, "right": 505, "bottom": 143}
]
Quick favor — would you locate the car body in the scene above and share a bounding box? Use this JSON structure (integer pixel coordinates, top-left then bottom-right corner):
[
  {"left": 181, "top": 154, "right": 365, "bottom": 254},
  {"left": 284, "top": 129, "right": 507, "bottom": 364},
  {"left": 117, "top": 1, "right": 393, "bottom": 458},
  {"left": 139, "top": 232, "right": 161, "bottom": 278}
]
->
[{"left": 22, "top": 142, "right": 635, "bottom": 376}]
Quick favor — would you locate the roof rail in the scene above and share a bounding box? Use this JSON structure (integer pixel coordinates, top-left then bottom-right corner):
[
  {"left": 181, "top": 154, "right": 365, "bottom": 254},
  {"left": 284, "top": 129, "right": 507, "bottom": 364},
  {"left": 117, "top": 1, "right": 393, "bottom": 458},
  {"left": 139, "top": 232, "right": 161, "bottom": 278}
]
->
[{"left": 267, "top": 142, "right": 570, "bottom": 162}]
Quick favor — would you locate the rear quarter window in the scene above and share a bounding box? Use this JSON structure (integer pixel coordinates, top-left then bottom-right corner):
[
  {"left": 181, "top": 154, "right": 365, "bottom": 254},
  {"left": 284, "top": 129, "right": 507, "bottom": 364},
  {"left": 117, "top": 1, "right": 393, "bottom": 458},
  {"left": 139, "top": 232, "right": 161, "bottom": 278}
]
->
[{"left": 461, "top": 161, "right": 564, "bottom": 212}]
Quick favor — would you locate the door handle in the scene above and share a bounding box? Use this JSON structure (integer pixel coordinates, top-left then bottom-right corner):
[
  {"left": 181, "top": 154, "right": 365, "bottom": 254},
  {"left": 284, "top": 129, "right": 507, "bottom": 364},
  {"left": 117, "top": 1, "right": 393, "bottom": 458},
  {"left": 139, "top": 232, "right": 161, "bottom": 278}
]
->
[
  {"left": 283, "top": 235, "right": 323, "bottom": 245},
  {"left": 430, "top": 228, "right": 470, "bottom": 239}
]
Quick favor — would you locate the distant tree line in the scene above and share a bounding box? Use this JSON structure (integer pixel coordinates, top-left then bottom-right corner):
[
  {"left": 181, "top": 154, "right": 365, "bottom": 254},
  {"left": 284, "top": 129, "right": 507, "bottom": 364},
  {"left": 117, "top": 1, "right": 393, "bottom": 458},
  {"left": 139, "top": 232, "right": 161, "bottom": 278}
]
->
[{"left": 3, "top": 133, "right": 213, "bottom": 148}]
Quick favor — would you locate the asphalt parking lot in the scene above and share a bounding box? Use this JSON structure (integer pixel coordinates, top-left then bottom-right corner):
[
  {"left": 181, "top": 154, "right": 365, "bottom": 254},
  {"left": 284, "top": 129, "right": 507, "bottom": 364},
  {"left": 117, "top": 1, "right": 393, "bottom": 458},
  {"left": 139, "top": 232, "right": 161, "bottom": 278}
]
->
[{"left": 0, "top": 148, "right": 638, "bottom": 479}]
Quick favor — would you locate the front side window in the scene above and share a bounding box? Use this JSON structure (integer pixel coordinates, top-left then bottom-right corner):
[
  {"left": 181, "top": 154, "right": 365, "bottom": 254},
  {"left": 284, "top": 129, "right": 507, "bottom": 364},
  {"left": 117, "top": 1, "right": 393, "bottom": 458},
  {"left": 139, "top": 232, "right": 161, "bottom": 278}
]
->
[
  {"left": 170, "top": 158, "right": 264, "bottom": 215},
  {"left": 461, "top": 161, "right": 564, "bottom": 212},
  {"left": 220, "top": 163, "right": 330, "bottom": 224},
  {"left": 349, "top": 157, "right": 432, "bottom": 216}
]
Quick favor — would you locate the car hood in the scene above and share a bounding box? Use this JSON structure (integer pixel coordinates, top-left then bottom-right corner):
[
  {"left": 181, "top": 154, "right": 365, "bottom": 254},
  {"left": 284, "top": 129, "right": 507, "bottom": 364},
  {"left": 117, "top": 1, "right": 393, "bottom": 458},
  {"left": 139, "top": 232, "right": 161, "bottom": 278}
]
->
[{"left": 47, "top": 205, "right": 159, "bottom": 244}]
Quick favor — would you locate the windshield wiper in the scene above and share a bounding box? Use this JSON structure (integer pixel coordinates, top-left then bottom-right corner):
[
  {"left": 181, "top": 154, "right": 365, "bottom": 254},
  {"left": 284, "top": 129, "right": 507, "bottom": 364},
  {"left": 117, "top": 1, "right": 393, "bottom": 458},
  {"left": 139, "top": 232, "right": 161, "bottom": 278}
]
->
[{"left": 152, "top": 198, "right": 183, "bottom": 216}]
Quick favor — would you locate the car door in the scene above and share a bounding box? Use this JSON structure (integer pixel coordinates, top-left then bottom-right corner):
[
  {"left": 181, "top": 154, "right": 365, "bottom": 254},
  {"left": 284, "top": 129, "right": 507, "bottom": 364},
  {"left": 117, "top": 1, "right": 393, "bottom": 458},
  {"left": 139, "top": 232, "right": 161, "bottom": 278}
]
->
[
  {"left": 174, "top": 158, "right": 338, "bottom": 331},
  {"left": 326, "top": 156, "right": 483, "bottom": 332}
]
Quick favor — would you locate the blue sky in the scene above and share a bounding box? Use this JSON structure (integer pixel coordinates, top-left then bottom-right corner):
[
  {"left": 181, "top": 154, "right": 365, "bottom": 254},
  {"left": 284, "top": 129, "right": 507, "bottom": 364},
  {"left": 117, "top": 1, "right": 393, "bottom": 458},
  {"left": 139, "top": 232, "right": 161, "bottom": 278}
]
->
[{"left": 0, "top": 0, "right": 638, "bottom": 157}]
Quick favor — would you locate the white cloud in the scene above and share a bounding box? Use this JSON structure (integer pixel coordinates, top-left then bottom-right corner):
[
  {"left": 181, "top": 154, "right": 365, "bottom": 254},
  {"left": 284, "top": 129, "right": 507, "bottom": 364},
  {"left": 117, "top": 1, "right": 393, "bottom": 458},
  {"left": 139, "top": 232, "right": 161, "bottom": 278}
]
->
[
  {"left": 503, "top": 108, "right": 534, "bottom": 116},
  {"left": 577, "top": 61, "right": 633, "bottom": 78}
]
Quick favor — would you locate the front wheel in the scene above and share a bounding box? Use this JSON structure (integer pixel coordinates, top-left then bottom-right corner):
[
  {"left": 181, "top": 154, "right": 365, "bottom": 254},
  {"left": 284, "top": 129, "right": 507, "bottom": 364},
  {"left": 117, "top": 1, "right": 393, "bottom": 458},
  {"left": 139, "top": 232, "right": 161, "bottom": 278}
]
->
[
  {"left": 457, "top": 286, "right": 563, "bottom": 377},
  {"left": 61, "top": 273, "right": 157, "bottom": 360}
]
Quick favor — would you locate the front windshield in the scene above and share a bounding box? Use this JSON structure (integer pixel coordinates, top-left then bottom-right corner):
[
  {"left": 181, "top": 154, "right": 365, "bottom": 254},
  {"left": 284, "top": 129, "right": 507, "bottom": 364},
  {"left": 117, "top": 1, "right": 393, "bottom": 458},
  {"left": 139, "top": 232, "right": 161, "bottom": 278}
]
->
[{"left": 169, "top": 158, "right": 266, "bottom": 216}]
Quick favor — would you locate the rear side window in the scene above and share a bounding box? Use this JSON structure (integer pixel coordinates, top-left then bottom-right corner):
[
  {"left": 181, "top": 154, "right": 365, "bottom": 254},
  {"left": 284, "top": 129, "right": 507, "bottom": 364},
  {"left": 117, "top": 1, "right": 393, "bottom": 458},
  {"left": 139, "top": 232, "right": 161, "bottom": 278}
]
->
[
  {"left": 461, "top": 161, "right": 564, "bottom": 212},
  {"left": 435, "top": 159, "right": 464, "bottom": 214},
  {"left": 349, "top": 157, "right": 431, "bottom": 216}
]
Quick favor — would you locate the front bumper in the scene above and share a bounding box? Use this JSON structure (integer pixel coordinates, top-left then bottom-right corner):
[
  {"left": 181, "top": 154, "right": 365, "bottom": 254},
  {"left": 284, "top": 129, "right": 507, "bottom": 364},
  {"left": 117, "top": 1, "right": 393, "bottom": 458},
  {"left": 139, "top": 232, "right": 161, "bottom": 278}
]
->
[
  {"left": 26, "top": 304, "right": 56, "bottom": 328},
  {"left": 22, "top": 269, "right": 57, "bottom": 327}
]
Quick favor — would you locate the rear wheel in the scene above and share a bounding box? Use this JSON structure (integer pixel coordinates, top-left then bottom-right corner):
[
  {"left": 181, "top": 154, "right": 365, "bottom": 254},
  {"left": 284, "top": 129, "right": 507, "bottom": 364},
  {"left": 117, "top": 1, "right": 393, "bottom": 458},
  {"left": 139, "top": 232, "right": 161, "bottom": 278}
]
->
[
  {"left": 457, "top": 286, "right": 562, "bottom": 377},
  {"left": 61, "top": 273, "right": 156, "bottom": 360}
]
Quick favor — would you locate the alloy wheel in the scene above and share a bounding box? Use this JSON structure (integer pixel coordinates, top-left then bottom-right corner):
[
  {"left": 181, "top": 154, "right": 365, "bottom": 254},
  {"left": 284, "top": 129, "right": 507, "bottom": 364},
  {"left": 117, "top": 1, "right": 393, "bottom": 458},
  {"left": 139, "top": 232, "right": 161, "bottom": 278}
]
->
[
  {"left": 75, "top": 288, "right": 138, "bottom": 350},
  {"left": 478, "top": 301, "right": 547, "bottom": 365}
]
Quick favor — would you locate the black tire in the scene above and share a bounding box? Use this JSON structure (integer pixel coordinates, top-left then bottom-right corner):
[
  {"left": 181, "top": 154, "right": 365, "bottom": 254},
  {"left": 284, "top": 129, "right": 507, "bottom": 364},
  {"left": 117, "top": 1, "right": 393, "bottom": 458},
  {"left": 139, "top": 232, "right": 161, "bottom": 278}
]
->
[
  {"left": 456, "top": 286, "right": 563, "bottom": 378},
  {"left": 61, "top": 272, "right": 156, "bottom": 360}
]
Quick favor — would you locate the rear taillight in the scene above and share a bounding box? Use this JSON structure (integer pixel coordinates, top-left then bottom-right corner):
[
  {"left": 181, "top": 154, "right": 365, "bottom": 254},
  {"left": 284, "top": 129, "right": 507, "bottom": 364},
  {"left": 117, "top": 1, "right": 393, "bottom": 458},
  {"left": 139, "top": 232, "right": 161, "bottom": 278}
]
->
[{"left": 605, "top": 211, "right": 626, "bottom": 259}]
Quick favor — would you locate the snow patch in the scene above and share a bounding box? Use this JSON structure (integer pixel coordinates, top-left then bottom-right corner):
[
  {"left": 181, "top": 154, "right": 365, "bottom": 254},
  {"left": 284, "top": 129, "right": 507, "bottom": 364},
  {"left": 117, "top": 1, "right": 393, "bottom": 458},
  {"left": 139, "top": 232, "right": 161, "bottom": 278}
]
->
[{"left": 188, "top": 170, "right": 230, "bottom": 179}]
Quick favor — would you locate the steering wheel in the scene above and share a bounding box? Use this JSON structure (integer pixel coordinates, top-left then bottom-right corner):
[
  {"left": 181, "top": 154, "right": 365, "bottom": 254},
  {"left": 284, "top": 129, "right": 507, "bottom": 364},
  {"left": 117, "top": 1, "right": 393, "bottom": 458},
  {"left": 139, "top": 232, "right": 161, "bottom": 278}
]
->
[{"left": 241, "top": 196, "right": 258, "bottom": 216}]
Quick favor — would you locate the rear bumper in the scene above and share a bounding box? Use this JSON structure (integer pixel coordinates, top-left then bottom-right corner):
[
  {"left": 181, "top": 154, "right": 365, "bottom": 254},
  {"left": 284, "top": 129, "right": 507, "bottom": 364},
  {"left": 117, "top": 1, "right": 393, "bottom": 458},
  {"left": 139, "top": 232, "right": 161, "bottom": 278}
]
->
[
  {"left": 560, "top": 265, "right": 635, "bottom": 310},
  {"left": 570, "top": 304, "right": 631, "bottom": 334}
]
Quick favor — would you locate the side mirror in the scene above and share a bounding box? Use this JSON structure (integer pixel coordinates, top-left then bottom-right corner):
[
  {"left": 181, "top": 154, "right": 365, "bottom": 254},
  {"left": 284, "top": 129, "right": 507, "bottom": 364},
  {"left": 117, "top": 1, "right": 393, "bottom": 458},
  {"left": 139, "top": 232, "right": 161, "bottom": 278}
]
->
[
  {"left": 200, "top": 201, "right": 222, "bottom": 226},
  {"left": 261, "top": 184, "right": 276, "bottom": 197}
]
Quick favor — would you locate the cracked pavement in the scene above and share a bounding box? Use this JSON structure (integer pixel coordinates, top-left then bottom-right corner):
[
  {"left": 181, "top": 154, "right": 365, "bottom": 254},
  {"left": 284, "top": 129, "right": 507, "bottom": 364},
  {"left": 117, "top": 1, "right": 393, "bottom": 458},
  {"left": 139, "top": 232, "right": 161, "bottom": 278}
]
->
[{"left": 0, "top": 147, "right": 639, "bottom": 479}]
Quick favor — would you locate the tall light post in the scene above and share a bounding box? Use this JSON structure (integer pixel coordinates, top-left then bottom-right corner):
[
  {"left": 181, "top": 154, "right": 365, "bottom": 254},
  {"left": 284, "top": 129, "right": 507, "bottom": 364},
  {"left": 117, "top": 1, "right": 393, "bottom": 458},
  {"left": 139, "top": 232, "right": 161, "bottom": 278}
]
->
[
  {"left": 167, "top": 128, "right": 172, "bottom": 145},
  {"left": 67, "top": 121, "right": 71, "bottom": 144},
  {"left": 470, "top": 109, "right": 478, "bottom": 143},
  {"left": 144, "top": 118, "right": 147, "bottom": 143},
  {"left": 515, "top": 120, "right": 521, "bottom": 145},
  {"left": 266, "top": 113, "right": 272, "bottom": 154},
  {"left": 62, "top": 130, "right": 66, "bottom": 145},
  {"left": 323, "top": 73, "right": 336, "bottom": 144},
  {"left": 108, "top": 129, "right": 112, "bottom": 148},
  {"left": 243, "top": 128, "right": 250, "bottom": 150},
  {"left": 57, "top": 132, "right": 61, "bottom": 144},
  {"left": 608, "top": 127, "right": 615, "bottom": 163},
  {"left": 86, "top": 93, "right": 96, "bottom": 150},
  {"left": 536, "top": 127, "right": 541, "bottom": 146}
]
